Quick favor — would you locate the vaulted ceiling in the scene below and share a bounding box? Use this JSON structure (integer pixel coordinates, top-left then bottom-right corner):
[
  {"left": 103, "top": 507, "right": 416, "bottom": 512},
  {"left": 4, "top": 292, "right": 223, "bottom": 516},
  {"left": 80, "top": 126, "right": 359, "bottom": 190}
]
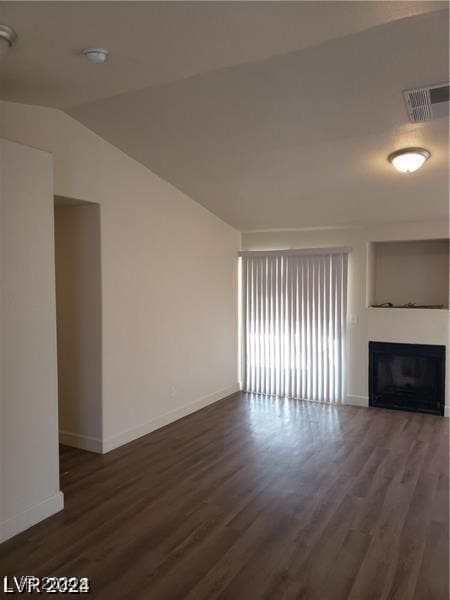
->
[{"left": 1, "top": 1, "right": 448, "bottom": 230}]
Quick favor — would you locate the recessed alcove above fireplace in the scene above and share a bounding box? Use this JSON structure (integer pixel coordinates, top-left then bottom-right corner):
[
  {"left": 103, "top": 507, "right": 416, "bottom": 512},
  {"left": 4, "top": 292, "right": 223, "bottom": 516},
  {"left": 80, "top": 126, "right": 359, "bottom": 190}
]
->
[
  {"left": 368, "top": 239, "right": 449, "bottom": 309},
  {"left": 369, "top": 341, "right": 445, "bottom": 415}
]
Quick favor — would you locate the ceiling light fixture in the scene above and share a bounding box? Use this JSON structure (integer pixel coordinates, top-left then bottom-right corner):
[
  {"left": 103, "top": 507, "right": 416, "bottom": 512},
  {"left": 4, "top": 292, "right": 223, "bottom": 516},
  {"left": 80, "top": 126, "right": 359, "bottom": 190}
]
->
[
  {"left": 0, "top": 24, "right": 18, "bottom": 58},
  {"left": 388, "top": 147, "right": 430, "bottom": 173},
  {"left": 82, "top": 48, "right": 109, "bottom": 63}
]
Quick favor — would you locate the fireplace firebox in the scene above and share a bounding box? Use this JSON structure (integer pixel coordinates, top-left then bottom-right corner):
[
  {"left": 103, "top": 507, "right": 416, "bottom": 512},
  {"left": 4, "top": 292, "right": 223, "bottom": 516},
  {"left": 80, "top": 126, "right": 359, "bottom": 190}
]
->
[{"left": 369, "top": 342, "right": 445, "bottom": 416}]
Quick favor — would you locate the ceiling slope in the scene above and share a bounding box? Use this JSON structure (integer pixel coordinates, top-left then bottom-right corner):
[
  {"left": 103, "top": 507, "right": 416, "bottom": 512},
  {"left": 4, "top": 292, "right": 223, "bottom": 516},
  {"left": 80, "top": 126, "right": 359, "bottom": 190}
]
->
[
  {"left": 1, "top": 1, "right": 448, "bottom": 230},
  {"left": 69, "top": 9, "right": 449, "bottom": 230},
  {"left": 0, "top": 1, "right": 444, "bottom": 108}
]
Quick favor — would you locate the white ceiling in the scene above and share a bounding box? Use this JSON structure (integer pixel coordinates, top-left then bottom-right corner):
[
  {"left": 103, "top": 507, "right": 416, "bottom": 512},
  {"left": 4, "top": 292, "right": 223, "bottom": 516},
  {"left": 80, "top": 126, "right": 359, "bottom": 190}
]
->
[{"left": 1, "top": 1, "right": 448, "bottom": 230}]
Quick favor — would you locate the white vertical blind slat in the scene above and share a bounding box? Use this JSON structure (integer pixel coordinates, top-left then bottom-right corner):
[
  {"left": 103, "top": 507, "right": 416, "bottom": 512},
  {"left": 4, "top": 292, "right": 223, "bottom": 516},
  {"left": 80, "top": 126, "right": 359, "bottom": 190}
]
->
[
  {"left": 250, "top": 258, "right": 256, "bottom": 391},
  {"left": 242, "top": 251, "right": 348, "bottom": 404},
  {"left": 255, "top": 258, "right": 261, "bottom": 393}
]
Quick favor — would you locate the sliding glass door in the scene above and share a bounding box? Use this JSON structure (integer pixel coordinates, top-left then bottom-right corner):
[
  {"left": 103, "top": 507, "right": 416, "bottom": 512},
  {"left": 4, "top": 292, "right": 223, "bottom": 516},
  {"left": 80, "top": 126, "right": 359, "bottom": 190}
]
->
[{"left": 240, "top": 249, "right": 348, "bottom": 403}]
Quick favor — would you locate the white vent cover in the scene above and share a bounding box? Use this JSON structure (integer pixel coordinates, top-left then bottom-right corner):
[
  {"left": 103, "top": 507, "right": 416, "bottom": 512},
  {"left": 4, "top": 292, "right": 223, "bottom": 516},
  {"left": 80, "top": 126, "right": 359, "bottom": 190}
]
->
[{"left": 403, "top": 83, "right": 449, "bottom": 122}]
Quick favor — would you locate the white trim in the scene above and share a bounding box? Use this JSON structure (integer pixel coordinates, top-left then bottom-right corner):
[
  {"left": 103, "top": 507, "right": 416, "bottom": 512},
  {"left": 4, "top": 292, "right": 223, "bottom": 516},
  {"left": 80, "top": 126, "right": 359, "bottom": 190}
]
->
[
  {"left": 241, "top": 224, "right": 366, "bottom": 234},
  {"left": 102, "top": 384, "right": 240, "bottom": 454},
  {"left": 239, "top": 247, "right": 351, "bottom": 258},
  {"left": 345, "top": 395, "right": 449, "bottom": 417},
  {"left": 345, "top": 394, "right": 369, "bottom": 407},
  {"left": 0, "top": 491, "right": 64, "bottom": 544},
  {"left": 59, "top": 430, "right": 103, "bottom": 454},
  {"left": 240, "top": 219, "right": 447, "bottom": 234}
]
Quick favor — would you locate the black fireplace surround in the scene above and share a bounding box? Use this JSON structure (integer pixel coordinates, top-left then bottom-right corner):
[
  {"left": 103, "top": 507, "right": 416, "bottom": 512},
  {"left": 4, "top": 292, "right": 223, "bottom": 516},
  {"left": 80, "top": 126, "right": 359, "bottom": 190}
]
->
[{"left": 369, "top": 341, "right": 445, "bottom": 416}]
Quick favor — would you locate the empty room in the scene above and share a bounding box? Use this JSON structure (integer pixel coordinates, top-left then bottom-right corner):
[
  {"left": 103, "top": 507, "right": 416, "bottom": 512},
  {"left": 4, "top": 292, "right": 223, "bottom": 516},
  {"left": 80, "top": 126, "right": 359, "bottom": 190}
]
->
[{"left": 0, "top": 1, "right": 448, "bottom": 598}]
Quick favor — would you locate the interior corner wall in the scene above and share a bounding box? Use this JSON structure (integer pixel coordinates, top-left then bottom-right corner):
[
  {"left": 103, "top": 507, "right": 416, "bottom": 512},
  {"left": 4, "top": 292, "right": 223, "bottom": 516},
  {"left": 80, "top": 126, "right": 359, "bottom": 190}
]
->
[
  {"left": 0, "top": 138, "right": 63, "bottom": 543},
  {"left": 1, "top": 100, "right": 241, "bottom": 455},
  {"left": 55, "top": 204, "right": 102, "bottom": 453},
  {"left": 242, "top": 221, "right": 450, "bottom": 413}
]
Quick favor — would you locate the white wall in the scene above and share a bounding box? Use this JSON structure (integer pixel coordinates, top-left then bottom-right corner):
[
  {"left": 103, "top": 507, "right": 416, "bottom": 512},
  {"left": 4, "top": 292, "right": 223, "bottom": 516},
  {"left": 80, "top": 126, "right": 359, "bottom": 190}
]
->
[
  {"left": 1, "top": 100, "right": 240, "bottom": 455},
  {"left": 242, "top": 221, "right": 450, "bottom": 412},
  {"left": 0, "top": 138, "right": 63, "bottom": 543},
  {"left": 55, "top": 203, "right": 102, "bottom": 452}
]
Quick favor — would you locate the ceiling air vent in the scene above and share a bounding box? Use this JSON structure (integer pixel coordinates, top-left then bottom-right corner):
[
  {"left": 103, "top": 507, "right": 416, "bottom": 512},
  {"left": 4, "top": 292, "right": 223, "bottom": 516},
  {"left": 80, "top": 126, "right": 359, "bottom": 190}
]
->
[{"left": 403, "top": 82, "right": 449, "bottom": 123}]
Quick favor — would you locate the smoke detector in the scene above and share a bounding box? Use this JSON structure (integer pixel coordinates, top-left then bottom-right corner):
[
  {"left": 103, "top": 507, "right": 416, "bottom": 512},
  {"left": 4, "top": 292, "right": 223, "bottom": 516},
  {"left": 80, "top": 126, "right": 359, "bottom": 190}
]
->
[
  {"left": 403, "top": 82, "right": 449, "bottom": 122},
  {"left": 82, "top": 48, "right": 108, "bottom": 63}
]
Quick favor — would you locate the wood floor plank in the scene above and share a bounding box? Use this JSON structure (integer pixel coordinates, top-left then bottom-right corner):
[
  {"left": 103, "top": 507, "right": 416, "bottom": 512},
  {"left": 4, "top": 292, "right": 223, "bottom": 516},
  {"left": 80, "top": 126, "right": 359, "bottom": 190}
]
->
[{"left": 0, "top": 392, "right": 448, "bottom": 599}]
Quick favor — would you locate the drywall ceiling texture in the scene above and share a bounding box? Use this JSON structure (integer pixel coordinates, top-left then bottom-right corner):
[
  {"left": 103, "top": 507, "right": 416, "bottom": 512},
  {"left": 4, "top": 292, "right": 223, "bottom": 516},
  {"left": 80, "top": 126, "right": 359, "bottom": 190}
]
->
[
  {"left": 0, "top": 1, "right": 441, "bottom": 108},
  {"left": 0, "top": 1, "right": 448, "bottom": 231},
  {"left": 67, "top": 9, "right": 449, "bottom": 231}
]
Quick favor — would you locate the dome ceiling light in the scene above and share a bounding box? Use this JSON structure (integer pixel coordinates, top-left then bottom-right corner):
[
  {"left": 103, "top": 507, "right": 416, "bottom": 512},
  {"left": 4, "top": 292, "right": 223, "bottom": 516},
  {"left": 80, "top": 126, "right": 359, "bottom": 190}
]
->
[
  {"left": 0, "top": 24, "right": 18, "bottom": 58},
  {"left": 388, "top": 147, "right": 431, "bottom": 173},
  {"left": 82, "top": 48, "right": 109, "bottom": 63}
]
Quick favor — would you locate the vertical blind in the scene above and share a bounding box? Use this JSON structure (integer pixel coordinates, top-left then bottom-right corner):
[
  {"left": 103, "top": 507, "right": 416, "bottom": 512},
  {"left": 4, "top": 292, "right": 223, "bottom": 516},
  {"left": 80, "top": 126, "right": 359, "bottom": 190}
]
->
[{"left": 240, "top": 249, "right": 348, "bottom": 404}]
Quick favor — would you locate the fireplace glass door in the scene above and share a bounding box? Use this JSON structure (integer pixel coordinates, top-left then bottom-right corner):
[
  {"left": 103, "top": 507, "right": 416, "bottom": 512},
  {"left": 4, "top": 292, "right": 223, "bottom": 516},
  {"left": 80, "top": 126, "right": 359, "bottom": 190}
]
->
[{"left": 369, "top": 342, "right": 445, "bottom": 415}]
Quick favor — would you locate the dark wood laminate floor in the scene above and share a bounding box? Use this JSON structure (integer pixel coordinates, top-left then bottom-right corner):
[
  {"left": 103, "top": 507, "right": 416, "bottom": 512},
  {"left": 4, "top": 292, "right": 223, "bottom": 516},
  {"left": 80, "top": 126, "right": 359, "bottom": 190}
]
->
[{"left": 1, "top": 392, "right": 448, "bottom": 599}]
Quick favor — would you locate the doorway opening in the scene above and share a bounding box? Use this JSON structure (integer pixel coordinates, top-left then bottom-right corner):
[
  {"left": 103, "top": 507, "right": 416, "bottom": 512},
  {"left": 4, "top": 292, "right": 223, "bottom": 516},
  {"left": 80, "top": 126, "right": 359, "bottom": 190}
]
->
[{"left": 54, "top": 196, "right": 102, "bottom": 455}]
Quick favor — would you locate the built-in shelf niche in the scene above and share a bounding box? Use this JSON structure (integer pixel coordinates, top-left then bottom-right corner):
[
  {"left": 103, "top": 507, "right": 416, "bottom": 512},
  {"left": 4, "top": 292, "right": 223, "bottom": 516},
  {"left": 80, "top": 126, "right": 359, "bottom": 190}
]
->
[{"left": 368, "top": 239, "right": 449, "bottom": 310}]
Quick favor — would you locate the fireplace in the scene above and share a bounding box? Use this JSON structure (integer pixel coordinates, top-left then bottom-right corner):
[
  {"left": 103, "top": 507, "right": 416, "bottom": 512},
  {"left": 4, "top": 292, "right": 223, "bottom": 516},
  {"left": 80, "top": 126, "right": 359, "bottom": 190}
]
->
[{"left": 369, "top": 342, "right": 445, "bottom": 415}]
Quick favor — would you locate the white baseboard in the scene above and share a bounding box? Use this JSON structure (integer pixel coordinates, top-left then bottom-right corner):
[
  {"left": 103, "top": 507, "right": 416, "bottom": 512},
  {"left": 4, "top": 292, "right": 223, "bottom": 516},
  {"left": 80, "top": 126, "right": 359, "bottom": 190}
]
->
[
  {"left": 345, "top": 396, "right": 449, "bottom": 417},
  {"left": 345, "top": 394, "right": 369, "bottom": 408},
  {"left": 102, "top": 383, "right": 240, "bottom": 454},
  {"left": 59, "top": 430, "right": 103, "bottom": 454},
  {"left": 0, "top": 491, "right": 64, "bottom": 544}
]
